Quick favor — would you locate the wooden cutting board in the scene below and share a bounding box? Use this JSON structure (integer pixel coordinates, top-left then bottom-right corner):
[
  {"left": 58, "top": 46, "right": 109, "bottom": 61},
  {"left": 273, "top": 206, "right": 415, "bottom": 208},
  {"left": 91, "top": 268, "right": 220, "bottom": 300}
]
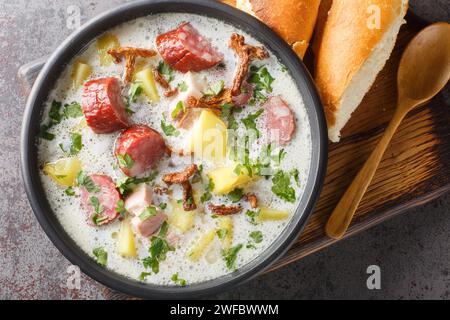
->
[{"left": 19, "top": 8, "right": 449, "bottom": 297}]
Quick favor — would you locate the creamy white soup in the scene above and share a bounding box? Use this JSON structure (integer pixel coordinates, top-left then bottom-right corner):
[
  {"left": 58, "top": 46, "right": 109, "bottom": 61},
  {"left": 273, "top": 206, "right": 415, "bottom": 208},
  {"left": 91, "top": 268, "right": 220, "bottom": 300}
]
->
[{"left": 37, "top": 13, "right": 311, "bottom": 286}]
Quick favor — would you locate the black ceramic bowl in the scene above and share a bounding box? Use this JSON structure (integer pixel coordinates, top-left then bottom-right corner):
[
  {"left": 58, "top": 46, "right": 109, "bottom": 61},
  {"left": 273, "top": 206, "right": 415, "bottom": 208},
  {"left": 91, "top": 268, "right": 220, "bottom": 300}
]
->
[{"left": 20, "top": 0, "right": 327, "bottom": 299}]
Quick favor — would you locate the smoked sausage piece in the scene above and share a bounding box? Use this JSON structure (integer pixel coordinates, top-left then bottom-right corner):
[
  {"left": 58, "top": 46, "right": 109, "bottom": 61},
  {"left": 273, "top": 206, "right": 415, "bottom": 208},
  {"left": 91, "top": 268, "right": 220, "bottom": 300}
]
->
[
  {"left": 81, "top": 77, "right": 130, "bottom": 134},
  {"left": 156, "top": 22, "right": 223, "bottom": 73}
]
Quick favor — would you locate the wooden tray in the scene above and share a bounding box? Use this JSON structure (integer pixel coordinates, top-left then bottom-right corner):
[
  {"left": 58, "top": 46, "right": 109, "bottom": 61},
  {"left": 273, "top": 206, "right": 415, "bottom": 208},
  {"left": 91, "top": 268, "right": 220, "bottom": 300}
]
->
[{"left": 18, "top": 11, "right": 449, "bottom": 297}]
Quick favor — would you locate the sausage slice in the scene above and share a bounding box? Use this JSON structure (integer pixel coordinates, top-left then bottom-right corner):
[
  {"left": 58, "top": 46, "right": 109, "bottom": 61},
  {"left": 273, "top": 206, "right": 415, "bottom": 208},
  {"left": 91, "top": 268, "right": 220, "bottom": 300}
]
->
[
  {"left": 263, "top": 96, "right": 296, "bottom": 146},
  {"left": 80, "top": 174, "right": 121, "bottom": 226},
  {"left": 115, "top": 125, "right": 167, "bottom": 177},
  {"left": 81, "top": 77, "right": 130, "bottom": 134},
  {"left": 156, "top": 22, "right": 223, "bottom": 73}
]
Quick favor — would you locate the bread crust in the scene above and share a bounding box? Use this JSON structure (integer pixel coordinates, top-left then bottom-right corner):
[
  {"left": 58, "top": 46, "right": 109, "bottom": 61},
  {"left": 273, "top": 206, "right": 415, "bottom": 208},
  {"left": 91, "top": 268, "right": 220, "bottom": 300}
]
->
[
  {"left": 315, "top": 0, "right": 408, "bottom": 128},
  {"left": 237, "top": 0, "right": 320, "bottom": 58}
]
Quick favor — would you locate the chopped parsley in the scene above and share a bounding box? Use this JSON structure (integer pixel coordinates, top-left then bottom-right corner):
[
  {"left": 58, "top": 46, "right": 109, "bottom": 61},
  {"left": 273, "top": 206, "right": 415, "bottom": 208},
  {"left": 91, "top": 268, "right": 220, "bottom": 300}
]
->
[
  {"left": 90, "top": 196, "right": 105, "bottom": 225},
  {"left": 159, "top": 202, "right": 167, "bottom": 210},
  {"left": 200, "top": 178, "right": 215, "bottom": 203},
  {"left": 271, "top": 170, "right": 296, "bottom": 203},
  {"left": 247, "top": 231, "right": 263, "bottom": 249},
  {"left": 228, "top": 188, "right": 244, "bottom": 203},
  {"left": 246, "top": 209, "right": 260, "bottom": 225},
  {"left": 139, "top": 206, "right": 157, "bottom": 221},
  {"left": 171, "top": 101, "right": 184, "bottom": 119},
  {"left": 248, "top": 65, "right": 275, "bottom": 102},
  {"left": 76, "top": 171, "right": 100, "bottom": 193},
  {"left": 158, "top": 61, "right": 174, "bottom": 83},
  {"left": 204, "top": 80, "right": 224, "bottom": 96},
  {"left": 241, "top": 109, "right": 264, "bottom": 138},
  {"left": 142, "top": 236, "right": 174, "bottom": 274},
  {"left": 171, "top": 273, "right": 187, "bottom": 286},
  {"left": 129, "top": 81, "right": 143, "bottom": 103},
  {"left": 115, "top": 199, "right": 127, "bottom": 219},
  {"left": 93, "top": 247, "right": 107, "bottom": 267},
  {"left": 116, "top": 173, "right": 158, "bottom": 197},
  {"left": 139, "top": 272, "right": 152, "bottom": 281},
  {"left": 117, "top": 153, "right": 134, "bottom": 169},
  {"left": 217, "top": 228, "right": 228, "bottom": 240},
  {"left": 59, "top": 133, "right": 83, "bottom": 156},
  {"left": 159, "top": 221, "right": 169, "bottom": 237},
  {"left": 161, "top": 119, "right": 180, "bottom": 137},
  {"left": 65, "top": 187, "right": 75, "bottom": 196},
  {"left": 63, "top": 102, "right": 83, "bottom": 119},
  {"left": 249, "top": 231, "right": 263, "bottom": 244},
  {"left": 177, "top": 81, "right": 188, "bottom": 92},
  {"left": 222, "top": 244, "right": 243, "bottom": 270},
  {"left": 290, "top": 168, "right": 300, "bottom": 187},
  {"left": 40, "top": 100, "right": 84, "bottom": 141},
  {"left": 273, "top": 148, "right": 286, "bottom": 166}
]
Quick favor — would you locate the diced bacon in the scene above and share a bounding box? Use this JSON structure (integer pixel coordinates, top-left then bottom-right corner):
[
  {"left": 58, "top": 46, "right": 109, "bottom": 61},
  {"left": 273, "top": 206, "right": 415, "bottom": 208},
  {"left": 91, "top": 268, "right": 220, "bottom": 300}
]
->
[{"left": 124, "top": 184, "right": 153, "bottom": 217}]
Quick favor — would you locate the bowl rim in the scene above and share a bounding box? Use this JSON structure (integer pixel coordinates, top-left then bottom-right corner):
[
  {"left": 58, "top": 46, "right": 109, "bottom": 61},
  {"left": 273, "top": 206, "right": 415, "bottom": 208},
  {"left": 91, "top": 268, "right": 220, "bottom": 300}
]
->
[{"left": 20, "top": 0, "right": 328, "bottom": 299}]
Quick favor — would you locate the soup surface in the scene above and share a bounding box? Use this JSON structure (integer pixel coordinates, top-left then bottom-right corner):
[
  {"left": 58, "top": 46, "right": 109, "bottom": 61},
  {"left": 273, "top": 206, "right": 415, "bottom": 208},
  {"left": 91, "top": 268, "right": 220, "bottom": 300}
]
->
[{"left": 37, "top": 13, "right": 312, "bottom": 285}]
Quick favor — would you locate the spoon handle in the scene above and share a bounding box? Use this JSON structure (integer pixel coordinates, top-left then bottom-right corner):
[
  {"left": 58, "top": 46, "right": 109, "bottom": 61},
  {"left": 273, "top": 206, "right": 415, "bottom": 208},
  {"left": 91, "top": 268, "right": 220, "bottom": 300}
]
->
[{"left": 325, "top": 106, "right": 409, "bottom": 239}]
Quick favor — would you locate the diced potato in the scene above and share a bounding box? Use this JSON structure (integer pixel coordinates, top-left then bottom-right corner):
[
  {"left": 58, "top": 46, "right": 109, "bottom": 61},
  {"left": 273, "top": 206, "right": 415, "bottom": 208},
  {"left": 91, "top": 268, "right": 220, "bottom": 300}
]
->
[
  {"left": 189, "top": 110, "right": 227, "bottom": 163},
  {"left": 257, "top": 207, "right": 290, "bottom": 222},
  {"left": 134, "top": 67, "right": 160, "bottom": 103},
  {"left": 187, "top": 229, "right": 216, "bottom": 262},
  {"left": 169, "top": 201, "right": 196, "bottom": 233},
  {"left": 96, "top": 33, "right": 120, "bottom": 66},
  {"left": 207, "top": 165, "right": 253, "bottom": 195},
  {"left": 43, "top": 157, "right": 81, "bottom": 187},
  {"left": 71, "top": 61, "right": 92, "bottom": 87},
  {"left": 217, "top": 217, "right": 233, "bottom": 250},
  {"left": 116, "top": 219, "right": 137, "bottom": 258}
]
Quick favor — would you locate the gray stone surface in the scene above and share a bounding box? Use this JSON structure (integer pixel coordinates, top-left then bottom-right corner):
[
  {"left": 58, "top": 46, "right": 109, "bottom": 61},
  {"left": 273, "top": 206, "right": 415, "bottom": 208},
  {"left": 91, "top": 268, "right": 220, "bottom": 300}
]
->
[{"left": 0, "top": 0, "right": 448, "bottom": 300}]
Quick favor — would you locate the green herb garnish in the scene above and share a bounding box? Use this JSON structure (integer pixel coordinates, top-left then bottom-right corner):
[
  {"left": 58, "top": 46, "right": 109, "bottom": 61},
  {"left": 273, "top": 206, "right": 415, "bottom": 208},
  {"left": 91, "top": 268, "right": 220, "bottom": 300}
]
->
[
  {"left": 115, "top": 199, "right": 127, "bottom": 218},
  {"left": 65, "top": 187, "right": 75, "bottom": 196},
  {"left": 142, "top": 237, "right": 174, "bottom": 274},
  {"left": 158, "top": 61, "right": 174, "bottom": 83},
  {"left": 171, "top": 273, "right": 187, "bottom": 286},
  {"left": 139, "top": 206, "right": 157, "bottom": 221},
  {"left": 222, "top": 244, "right": 243, "bottom": 270},
  {"left": 129, "top": 81, "right": 143, "bottom": 103},
  {"left": 290, "top": 168, "right": 300, "bottom": 187},
  {"left": 93, "top": 247, "right": 107, "bottom": 267},
  {"left": 246, "top": 209, "right": 260, "bottom": 225},
  {"left": 241, "top": 109, "right": 264, "bottom": 138},
  {"left": 228, "top": 188, "right": 244, "bottom": 203},
  {"left": 76, "top": 171, "right": 100, "bottom": 193},
  {"left": 204, "top": 80, "right": 224, "bottom": 96},
  {"left": 117, "top": 153, "right": 134, "bottom": 169},
  {"left": 177, "top": 81, "right": 188, "bottom": 92},
  {"left": 63, "top": 102, "right": 83, "bottom": 118},
  {"left": 161, "top": 119, "right": 180, "bottom": 137},
  {"left": 271, "top": 170, "right": 296, "bottom": 203},
  {"left": 248, "top": 65, "right": 275, "bottom": 102},
  {"left": 116, "top": 172, "right": 158, "bottom": 196},
  {"left": 217, "top": 229, "right": 228, "bottom": 240},
  {"left": 171, "top": 101, "right": 184, "bottom": 119},
  {"left": 139, "top": 272, "right": 152, "bottom": 281}
]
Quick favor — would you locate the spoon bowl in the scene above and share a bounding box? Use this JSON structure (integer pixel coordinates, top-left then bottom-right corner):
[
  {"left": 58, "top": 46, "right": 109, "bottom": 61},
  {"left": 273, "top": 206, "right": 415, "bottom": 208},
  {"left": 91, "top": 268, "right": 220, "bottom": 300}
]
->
[
  {"left": 398, "top": 22, "right": 450, "bottom": 105},
  {"left": 326, "top": 22, "right": 450, "bottom": 240}
]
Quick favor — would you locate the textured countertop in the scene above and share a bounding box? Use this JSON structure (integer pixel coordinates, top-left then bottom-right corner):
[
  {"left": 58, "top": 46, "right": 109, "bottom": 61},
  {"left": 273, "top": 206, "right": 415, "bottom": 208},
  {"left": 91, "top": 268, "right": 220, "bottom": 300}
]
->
[{"left": 0, "top": 0, "right": 449, "bottom": 300}]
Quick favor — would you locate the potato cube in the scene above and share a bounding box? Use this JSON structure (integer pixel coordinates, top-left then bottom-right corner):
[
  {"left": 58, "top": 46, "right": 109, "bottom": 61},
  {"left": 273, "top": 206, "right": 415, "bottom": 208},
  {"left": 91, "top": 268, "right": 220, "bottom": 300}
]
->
[
  {"left": 217, "top": 217, "right": 233, "bottom": 250},
  {"left": 134, "top": 67, "right": 160, "bottom": 103},
  {"left": 257, "top": 207, "right": 290, "bottom": 222},
  {"left": 207, "top": 165, "right": 253, "bottom": 195},
  {"left": 96, "top": 33, "right": 120, "bottom": 66},
  {"left": 187, "top": 229, "right": 216, "bottom": 262},
  {"left": 71, "top": 61, "right": 92, "bottom": 87},
  {"left": 116, "top": 219, "right": 137, "bottom": 258},
  {"left": 169, "top": 201, "right": 196, "bottom": 233},
  {"left": 189, "top": 110, "right": 227, "bottom": 163},
  {"left": 43, "top": 157, "right": 81, "bottom": 187}
]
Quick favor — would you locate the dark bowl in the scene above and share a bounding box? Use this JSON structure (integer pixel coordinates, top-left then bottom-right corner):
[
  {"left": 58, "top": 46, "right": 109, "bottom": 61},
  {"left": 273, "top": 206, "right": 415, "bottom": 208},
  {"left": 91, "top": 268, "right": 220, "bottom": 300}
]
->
[{"left": 20, "top": 0, "right": 327, "bottom": 299}]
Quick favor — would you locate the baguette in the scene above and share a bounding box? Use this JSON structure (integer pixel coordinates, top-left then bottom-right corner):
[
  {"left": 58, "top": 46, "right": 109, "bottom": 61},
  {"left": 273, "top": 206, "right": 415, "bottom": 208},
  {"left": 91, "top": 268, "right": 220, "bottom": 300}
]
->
[
  {"left": 236, "top": 0, "right": 321, "bottom": 59},
  {"left": 315, "top": 0, "right": 408, "bottom": 142}
]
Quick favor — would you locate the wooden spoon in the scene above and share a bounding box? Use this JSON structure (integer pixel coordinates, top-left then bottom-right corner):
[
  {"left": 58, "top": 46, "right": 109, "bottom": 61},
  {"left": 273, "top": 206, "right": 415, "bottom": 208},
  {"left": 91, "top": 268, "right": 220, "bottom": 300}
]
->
[{"left": 326, "top": 22, "right": 450, "bottom": 240}]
